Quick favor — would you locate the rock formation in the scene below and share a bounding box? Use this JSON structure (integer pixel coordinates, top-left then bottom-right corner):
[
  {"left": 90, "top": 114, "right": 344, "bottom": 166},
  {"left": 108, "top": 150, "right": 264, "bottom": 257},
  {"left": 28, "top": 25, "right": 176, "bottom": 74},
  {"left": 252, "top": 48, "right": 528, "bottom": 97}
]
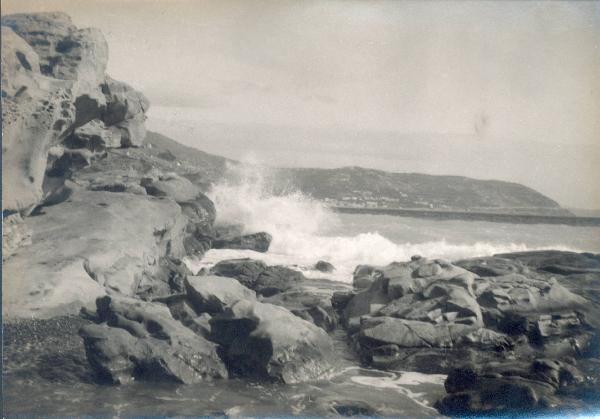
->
[
  {"left": 334, "top": 251, "right": 600, "bottom": 414},
  {"left": 2, "top": 13, "right": 148, "bottom": 215},
  {"left": 1, "top": 13, "right": 214, "bottom": 319}
]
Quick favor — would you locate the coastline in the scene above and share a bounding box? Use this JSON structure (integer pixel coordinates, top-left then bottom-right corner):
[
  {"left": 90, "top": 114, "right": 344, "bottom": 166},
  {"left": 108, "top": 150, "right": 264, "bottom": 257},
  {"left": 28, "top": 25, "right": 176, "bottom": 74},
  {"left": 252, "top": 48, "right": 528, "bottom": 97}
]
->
[{"left": 332, "top": 206, "right": 600, "bottom": 226}]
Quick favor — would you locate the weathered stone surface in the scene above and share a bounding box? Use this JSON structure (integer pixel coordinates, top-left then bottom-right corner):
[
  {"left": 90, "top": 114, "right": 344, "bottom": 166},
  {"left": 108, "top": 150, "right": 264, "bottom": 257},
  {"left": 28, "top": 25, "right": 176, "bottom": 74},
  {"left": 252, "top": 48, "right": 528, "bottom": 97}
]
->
[
  {"left": 2, "top": 213, "right": 32, "bottom": 260},
  {"left": 2, "top": 188, "right": 187, "bottom": 318},
  {"left": 68, "top": 119, "right": 122, "bottom": 150},
  {"left": 210, "top": 299, "right": 336, "bottom": 383},
  {"left": 79, "top": 296, "right": 228, "bottom": 384},
  {"left": 184, "top": 275, "right": 256, "bottom": 315},
  {"left": 1, "top": 13, "right": 150, "bottom": 214},
  {"left": 1, "top": 25, "right": 74, "bottom": 213}
]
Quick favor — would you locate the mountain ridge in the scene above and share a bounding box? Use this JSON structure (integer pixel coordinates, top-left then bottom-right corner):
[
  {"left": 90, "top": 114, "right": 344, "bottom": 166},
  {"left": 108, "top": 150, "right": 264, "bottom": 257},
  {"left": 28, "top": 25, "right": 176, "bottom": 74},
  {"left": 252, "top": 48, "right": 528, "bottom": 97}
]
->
[{"left": 145, "top": 131, "right": 570, "bottom": 216}]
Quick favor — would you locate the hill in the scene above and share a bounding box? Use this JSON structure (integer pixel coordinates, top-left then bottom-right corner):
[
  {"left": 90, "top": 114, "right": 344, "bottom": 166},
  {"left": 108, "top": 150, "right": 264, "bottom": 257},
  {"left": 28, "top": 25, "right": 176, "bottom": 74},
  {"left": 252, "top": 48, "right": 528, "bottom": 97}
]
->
[
  {"left": 145, "top": 132, "right": 569, "bottom": 215},
  {"left": 271, "top": 166, "right": 570, "bottom": 215}
]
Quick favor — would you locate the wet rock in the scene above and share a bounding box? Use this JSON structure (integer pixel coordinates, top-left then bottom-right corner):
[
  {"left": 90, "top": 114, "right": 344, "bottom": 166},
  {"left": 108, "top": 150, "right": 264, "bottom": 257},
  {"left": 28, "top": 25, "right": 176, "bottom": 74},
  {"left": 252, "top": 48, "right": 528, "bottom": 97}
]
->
[
  {"left": 210, "top": 258, "right": 267, "bottom": 289},
  {"left": 352, "top": 265, "right": 380, "bottom": 289},
  {"left": 79, "top": 296, "right": 228, "bottom": 384},
  {"left": 184, "top": 275, "right": 256, "bottom": 315},
  {"left": 315, "top": 260, "right": 335, "bottom": 273},
  {"left": 210, "top": 299, "right": 336, "bottom": 383},
  {"left": 210, "top": 258, "right": 305, "bottom": 296},
  {"left": 437, "top": 358, "right": 586, "bottom": 415},
  {"left": 254, "top": 265, "right": 305, "bottom": 296},
  {"left": 212, "top": 231, "right": 272, "bottom": 253}
]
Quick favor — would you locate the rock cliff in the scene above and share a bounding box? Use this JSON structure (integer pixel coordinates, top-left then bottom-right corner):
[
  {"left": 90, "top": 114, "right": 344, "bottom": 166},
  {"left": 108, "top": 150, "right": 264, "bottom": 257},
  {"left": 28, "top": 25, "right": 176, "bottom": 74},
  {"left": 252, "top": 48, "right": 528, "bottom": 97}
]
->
[
  {"left": 1, "top": 13, "right": 212, "bottom": 318},
  {"left": 2, "top": 12, "right": 148, "bottom": 215}
]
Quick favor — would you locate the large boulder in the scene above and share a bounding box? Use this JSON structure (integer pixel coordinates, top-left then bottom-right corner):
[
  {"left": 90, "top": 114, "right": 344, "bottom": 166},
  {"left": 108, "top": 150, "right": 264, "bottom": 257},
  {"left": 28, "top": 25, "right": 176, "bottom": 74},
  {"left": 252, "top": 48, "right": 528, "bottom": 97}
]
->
[
  {"left": 210, "top": 299, "right": 336, "bottom": 383},
  {"left": 79, "top": 296, "right": 228, "bottom": 384}
]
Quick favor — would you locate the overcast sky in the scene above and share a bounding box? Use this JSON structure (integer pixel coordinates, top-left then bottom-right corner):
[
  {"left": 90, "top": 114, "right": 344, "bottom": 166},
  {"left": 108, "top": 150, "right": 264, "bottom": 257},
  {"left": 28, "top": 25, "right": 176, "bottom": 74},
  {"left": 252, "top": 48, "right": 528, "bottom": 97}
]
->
[{"left": 4, "top": 0, "right": 600, "bottom": 208}]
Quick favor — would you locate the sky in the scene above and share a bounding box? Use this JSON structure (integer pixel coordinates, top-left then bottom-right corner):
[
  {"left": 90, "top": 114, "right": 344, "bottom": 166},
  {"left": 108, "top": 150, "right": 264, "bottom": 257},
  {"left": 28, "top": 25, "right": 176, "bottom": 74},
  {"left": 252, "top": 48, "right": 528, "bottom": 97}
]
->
[{"left": 3, "top": 0, "right": 600, "bottom": 208}]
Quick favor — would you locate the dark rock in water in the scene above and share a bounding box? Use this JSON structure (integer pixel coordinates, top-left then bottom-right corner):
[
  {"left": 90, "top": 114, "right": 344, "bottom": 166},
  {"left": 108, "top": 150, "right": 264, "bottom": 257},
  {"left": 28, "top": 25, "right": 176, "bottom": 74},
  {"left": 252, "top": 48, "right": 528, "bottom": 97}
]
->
[
  {"left": 79, "top": 296, "right": 228, "bottom": 384},
  {"left": 213, "top": 231, "right": 272, "bottom": 253},
  {"left": 210, "top": 258, "right": 305, "bottom": 296},
  {"left": 437, "top": 358, "right": 586, "bottom": 415},
  {"left": 210, "top": 258, "right": 267, "bottom": 289},
  {"left": 210, "top": 299, "right": 336, "bottom": 383},
  {"left": 352, "top": 265, "right": 380, "bottom": 290},
  {"left": 255, "top": 265, "right": 305, "bottom": 296},
  {"left": 315, "top": 260, "right": 335, "bottom": 273},
  {"left": 184, "top": 275, "right": 256, "bottom": 315}
]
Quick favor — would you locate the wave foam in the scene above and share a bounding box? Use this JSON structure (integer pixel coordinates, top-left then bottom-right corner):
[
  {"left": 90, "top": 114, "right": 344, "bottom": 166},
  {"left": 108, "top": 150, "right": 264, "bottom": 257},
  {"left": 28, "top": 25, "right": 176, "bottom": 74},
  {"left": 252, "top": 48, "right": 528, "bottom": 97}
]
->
[{"left": 197, "top": 163, "right": 580, "bottom": 283}]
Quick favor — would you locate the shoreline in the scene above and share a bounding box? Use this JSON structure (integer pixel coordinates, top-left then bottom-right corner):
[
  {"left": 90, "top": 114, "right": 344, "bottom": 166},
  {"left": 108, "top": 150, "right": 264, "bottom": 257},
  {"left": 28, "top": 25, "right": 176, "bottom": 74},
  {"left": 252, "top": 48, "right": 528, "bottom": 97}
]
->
[{"left": 332, "top": 206, "right": 600, "bottom": 226}]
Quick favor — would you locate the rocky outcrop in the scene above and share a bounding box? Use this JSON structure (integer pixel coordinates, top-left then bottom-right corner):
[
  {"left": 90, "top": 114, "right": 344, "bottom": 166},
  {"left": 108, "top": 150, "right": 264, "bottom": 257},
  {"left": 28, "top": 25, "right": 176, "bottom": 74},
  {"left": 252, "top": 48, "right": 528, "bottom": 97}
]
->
[
  {"left": 1, "top": 12, "right": 149, "bottom": 215},
  {"left": 1, "top": 13, "right": 219, "bottom": 318},
  {"left": 337, "top": 251, "right": 600, "bottom": 414},
  {"left": 81, "top": 275, "right": 337, "bottom": 385},
  {"left": 79, "top": 296, "right": 228, "bottom": 384}
]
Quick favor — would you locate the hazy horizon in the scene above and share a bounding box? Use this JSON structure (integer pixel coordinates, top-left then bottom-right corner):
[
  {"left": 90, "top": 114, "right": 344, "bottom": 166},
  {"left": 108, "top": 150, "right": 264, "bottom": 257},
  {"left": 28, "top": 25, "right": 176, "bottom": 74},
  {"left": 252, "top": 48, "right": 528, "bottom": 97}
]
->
[{"left": 3, "top": 0, "right": 600, "bottom": 208}]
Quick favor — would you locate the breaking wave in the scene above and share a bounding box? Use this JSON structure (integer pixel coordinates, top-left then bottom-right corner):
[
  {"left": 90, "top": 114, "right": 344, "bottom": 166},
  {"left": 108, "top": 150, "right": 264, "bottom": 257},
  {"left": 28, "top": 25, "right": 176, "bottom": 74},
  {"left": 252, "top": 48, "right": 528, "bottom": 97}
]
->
[{"left": 190, "top": 163, "right": 581, "bottom": 283}]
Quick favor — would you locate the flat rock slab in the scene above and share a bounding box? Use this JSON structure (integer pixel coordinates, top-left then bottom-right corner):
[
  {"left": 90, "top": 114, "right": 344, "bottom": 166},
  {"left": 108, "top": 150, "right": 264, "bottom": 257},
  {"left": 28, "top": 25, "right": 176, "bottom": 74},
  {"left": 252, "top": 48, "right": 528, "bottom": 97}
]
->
[{"left": 2, "top": 189, "right": 185, "bottom": 318}]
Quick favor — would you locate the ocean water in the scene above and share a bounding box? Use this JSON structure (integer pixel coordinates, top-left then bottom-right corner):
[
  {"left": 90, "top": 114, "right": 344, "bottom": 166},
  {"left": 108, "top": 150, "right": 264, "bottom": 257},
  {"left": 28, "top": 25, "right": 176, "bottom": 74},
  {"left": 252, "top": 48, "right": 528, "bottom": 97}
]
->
[{"left": 187, "top": 165, "right": 600, "bottom": 282}]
